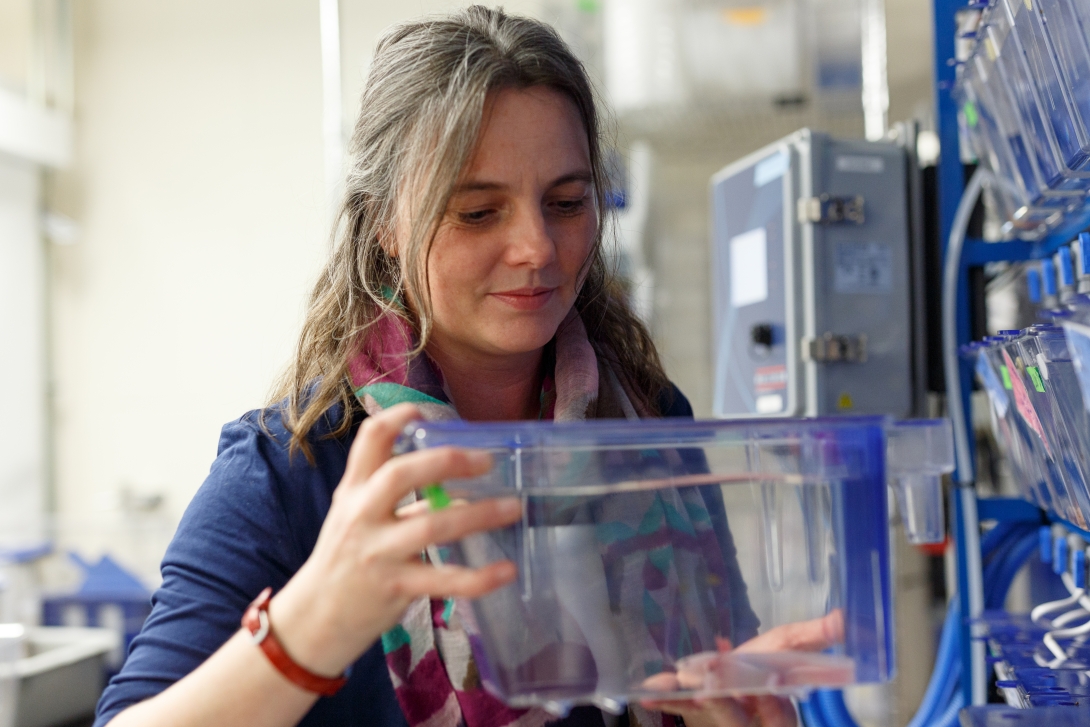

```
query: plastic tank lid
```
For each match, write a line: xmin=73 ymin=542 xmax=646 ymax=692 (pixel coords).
xmin=1042 ymin=258 xmax=1058 ymax=296
xmin=1058 ymin=247 xmax=1076 ymax=287
xmin=1027 ymin=267 xmax=1042 ymax=303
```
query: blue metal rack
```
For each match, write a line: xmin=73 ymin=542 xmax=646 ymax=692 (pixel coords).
xmin=932 ymin=0 xmax=1090 ymax=710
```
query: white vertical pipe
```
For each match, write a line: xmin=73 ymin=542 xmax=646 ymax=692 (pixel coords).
xmin=861 ymin=0 xmax=889 ymax=141
xmin=319 ymin=0 xmax=344 ymax=233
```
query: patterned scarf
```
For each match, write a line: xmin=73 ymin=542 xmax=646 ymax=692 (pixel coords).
xmin=349 ymin=309 xmax=732 ymax=727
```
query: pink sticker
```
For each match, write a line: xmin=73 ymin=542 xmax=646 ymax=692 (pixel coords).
xmin=1003 ymin=349 xmax=1050 ymax=456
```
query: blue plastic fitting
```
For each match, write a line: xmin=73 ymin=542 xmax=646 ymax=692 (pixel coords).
xmin=1080 ymin=233 xmax=1090 ymax=277
xmin=1027 ymin=268 xmax=1042 ymax=303
xmin=1059 ymin=247 xmax=1076 ymax=288
xmin=1041 ymin=526 xmax=1053 ymax=563
xmin=1042 ymin=258 xmax=1058 ymax=297
xmin=1074 ymin=549 xmax=1086 ymax=589
xmin=1054 ymin=536 xmax=1068 ymax=576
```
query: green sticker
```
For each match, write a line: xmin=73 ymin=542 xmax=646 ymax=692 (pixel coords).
xmin=963 ymin=101 xmax=979 ymax=128
xmin=422 ymin=483 xmax=451 ymax=510
xmin=1000 ymin=365 xmax=1013 ymax=390
xmin=1026 ymin=366 xmax=1045 ymax=393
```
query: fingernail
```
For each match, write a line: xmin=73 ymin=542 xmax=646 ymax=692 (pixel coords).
xmin=497 ymin=498 xmax=521 ymax=517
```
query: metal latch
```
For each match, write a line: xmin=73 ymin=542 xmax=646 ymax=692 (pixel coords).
xmin=801 ymin=333 xmax=868 ymax=363
xmin=797 ymin=194 xmax=865 ymax=224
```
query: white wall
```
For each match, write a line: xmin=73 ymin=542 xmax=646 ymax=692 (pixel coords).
xmin=48 ymin=0 xmax=329 ymax=574
xmin=0 ymin=153 xmax=46 ymax=548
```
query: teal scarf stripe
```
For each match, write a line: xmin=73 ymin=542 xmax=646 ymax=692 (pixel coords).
xmin=355 ymin=382 xmax=449 ymax=411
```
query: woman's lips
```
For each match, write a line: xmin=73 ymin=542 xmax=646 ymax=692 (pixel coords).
xmin=490 ymin=287 xmax=556 ymax=311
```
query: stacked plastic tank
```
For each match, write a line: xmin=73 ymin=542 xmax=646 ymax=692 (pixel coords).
xmin=399 ymin=416 xmax=953 ymax=714
xmin=954 ymin=0 xmax=1090 ymax=238
xmin=972 ymin=525 xmax=1090 ymax=712
xmin=970 ymin=233 xmax=1090 ymax=527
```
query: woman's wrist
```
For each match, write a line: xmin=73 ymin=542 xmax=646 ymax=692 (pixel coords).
xmin=264 ymin=566 xmax=369 ymax=678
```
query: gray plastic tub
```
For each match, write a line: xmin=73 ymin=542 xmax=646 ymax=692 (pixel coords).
xmin=16 ymin=627 xmax=117 ymax=727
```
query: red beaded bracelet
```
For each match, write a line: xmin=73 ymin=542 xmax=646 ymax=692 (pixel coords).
xmin=242 ymin=587 xmax=348 ymax=697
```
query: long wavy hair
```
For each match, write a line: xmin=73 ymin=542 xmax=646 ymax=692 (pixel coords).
xmin=272 ymin=5 xmax=669 ymax=459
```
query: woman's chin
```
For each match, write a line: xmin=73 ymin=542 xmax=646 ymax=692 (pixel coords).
xmin=481 ymin=326 xmax=561 ymax=358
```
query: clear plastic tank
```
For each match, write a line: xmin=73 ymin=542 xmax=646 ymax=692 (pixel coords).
xmin=399 ymin=416 xmax=951 ymax=713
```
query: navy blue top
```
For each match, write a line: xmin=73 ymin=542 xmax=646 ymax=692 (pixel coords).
xmin=95 ymin=385 xmax=752 ymax=727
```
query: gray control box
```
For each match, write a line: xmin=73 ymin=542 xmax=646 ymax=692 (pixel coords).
xmin=711 ymin=129 xmax=915 ymax=418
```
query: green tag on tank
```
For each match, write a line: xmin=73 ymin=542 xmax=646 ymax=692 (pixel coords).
xmin=1026 ymin=366 xmax=1045 ymax=393
xmin=963 ymin=101 xmax=979 ymax=128
xmin=1000 ymin=365 xmax=1012 ymax=390
xmin=422 ymin=483 xmax=451 ymax=510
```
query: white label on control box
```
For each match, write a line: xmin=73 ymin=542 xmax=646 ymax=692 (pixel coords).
xmin=834 ymin=241 xmax=892 ymax=294
xmin=755 ymin=394 xmax=784 ymax=413
xmin=730 ymin=227 xmax=768 ymax=307
xmin=835 ymin=155 xmax=885 ymax=174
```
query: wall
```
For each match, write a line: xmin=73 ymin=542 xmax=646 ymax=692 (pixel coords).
xmin=0 ymin=154 xmax=46 ymax=550
xmin=47 ymin=0 xmax=329 ymax=577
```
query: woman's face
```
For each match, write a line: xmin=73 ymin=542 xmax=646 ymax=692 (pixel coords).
xmin=421 ymin=86 xmax=597 ymax=364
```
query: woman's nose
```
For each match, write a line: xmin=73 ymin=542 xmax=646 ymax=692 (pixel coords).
xmin=504 ymin=206 xmax=557 ymax=269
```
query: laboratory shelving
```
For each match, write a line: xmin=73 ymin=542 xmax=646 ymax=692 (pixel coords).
xmin=931 ymin=0 xmax=1090 ymax=714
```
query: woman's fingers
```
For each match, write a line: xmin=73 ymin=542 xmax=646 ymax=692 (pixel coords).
xmin=639 ymin=673 xmax=681 ymax=692
xmin=736 ymin=610 xmax=844 ymax=654
xmin=696 ymin=697 xmax=754 ymax=726
xmin=751 ymin=696 xmax=798 ymax=727
xmin=389 ymin=497 xmax=521 ymax=557
xmin=367 ymin=445 xmax=493 ymax=515
xmin=343 ymin=404 xmax=422 ymax=485
xmin=396 ymin=560 xmax=517 ymax=600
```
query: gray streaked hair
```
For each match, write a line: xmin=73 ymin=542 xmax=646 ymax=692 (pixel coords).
xmin=274 ymin=5 xmax=669 ymax=457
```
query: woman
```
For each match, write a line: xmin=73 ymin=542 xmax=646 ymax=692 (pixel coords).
xmin=96 ymin=7 xmax=829 ymax=727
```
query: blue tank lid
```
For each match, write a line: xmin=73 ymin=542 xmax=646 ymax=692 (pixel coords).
xmin=1055 ymin=537 xmax=1069 ymax=576
xmin=1042 ymin=258 xmax=1058 ymax=297
xmin=1080 ymin=232 xmax=1090 ymax=276
xmin=1058 ymin=247 xmax=1075 ymax=287
xmin=1027 ymin=267 xmax=1042 ymax=303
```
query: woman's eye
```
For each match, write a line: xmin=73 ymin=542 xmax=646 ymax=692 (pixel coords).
xmin=457 ymin=209 xmax=494 ymax=225
xmin=551 ymin=198 xmax=587 ymax=216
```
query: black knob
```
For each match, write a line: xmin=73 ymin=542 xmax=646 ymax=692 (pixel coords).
xmin=751 ymin=324 xmax=774 ymax=348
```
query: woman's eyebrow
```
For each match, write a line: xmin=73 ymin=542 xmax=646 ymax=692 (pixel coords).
xmin=548 ymin=171 xmax=593 ymax=187
xmin=451 ymin=170 xmax=594 ymax=194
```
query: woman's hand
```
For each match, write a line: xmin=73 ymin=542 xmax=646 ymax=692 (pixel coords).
xmin=266 ymin=403 xmax=522 ymax=678
xmin=641 ymin=611 xmax=845 ymax=727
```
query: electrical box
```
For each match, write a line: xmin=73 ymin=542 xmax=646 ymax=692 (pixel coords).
xmin=711 ymin=129 xmax=916 ymax=418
